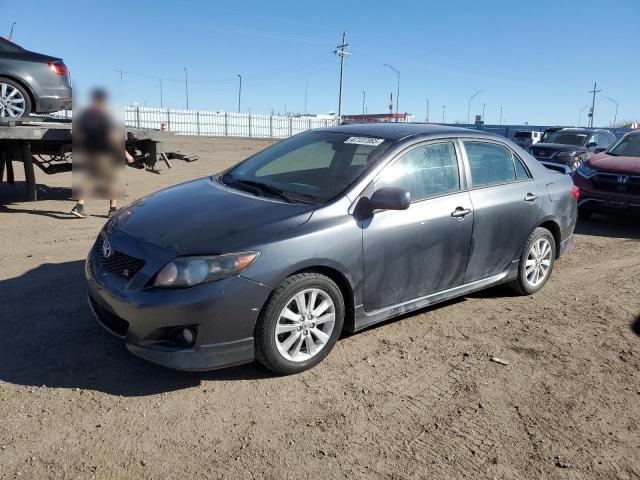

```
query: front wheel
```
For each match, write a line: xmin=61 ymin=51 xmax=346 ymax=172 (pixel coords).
xmin=254 ymin=273 xmax=344 ymax=374
xmin=509 ymin=227 xmax=556 ymax=295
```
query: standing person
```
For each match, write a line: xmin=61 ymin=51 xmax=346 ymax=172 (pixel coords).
xmin=71 ymin=88 xmax=133 ymax=218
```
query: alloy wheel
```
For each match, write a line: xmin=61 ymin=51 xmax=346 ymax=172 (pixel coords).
xmin=0 ymin=83 xmax=27 ymax=117
xmin=274 ymin=288 xmax=336 ymax=362
xmin=525 ymin=238 xmax=552 ymax=287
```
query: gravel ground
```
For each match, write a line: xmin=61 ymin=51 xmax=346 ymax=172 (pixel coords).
xmin=1 ymin=135 xmax=639 ymax=480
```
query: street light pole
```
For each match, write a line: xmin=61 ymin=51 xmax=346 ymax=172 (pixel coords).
xmin=467 ymin=90 xmax=483 ymax=125
xmin=9 ymin=22 xmax=16 ymax=39
xmin=184 ymin=67 xmax=189 ymax=110
xmin=605 ymin=96 xmax=619 ymax=127
xmin=361 ymin=90 xmax=366 ymax=115
xmin=159 ymin=78 xmax=163 ymax=108
xmin=237 ymin=74 xmax=242 ymax=113
xmin=383 ymin=64 xmax=400 ymax=116
xmin=442 ymin=105 xmax=446 ymax=124
xmin=499 ymin=106 xmax=503 ymax=126
xmin=426 ymin=98 xmax=429 ymax=123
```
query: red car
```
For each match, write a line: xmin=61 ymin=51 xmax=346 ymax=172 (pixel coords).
xmin=572 ymin=130 xmax=640 ymax=219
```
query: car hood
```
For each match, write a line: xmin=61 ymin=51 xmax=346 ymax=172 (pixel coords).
xmin=588 ymin=152 xmax=640 ymax=175
xmin=531 ymin=143 xmax=587 ymax=153
xmin=112 ymin=176 xmax=315 ymax=255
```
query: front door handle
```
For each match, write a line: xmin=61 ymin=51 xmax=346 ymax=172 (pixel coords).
xmin=525 ymin=193 xmax=540 ymax=202
xmin=451 ymin=207 xmax=472 ymax=218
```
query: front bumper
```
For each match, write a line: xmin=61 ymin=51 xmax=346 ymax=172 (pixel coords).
xmin=573 ymin=175 xmax=640 ymax=215
xmin=85 ymin=231 xmax=272 ymax=371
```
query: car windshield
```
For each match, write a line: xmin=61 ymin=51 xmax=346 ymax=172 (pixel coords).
xmin=223 ymin=131 xmax=394 ymax=204
xmin=541 ymin=131 xmax=588 ymax=146
xmin=607 ymin=135 xmax=640 ymax=158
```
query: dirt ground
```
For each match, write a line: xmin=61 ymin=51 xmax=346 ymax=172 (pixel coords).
xmin=1 ymin=135 xmax=639 ymax=480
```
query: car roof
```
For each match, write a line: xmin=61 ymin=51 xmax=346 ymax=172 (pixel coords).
xmin=317 ymin=122 xmax=498 ymax=142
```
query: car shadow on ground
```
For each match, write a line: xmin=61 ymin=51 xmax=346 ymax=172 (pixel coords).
xmin=0 ymin=260 xmax=275 ymax=397
xmin=632 ymin=315 xmax=640 ymax=337
xmin=575 ymin=214 xmax=640 ymax=240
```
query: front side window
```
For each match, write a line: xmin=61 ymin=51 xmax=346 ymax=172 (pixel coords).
xmin=464 ymin=141 xmax=517 ymax=187
xmin=374 ymin=142 xmax=460 ymax=202
xmin=227 ymin=131 xmax=393 ymax=203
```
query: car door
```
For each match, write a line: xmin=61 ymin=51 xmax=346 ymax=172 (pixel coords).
xmin=461 ymin=139 xmax=542 ymax=283
xmin=362 ymin=140 xmax=473 ymax=312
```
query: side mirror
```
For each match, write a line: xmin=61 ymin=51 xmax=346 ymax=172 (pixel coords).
xmin=593 ymin=147 xmax=607 ymax=154
xmin=369 ymin=187 xmax=411 ymax=211
xmin=586 ymin=141 xmax=598 ymax=149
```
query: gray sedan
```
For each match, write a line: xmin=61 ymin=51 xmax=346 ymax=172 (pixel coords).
xmin=0 ymin=38 xmax=72 ymax=117
xmin=86 ymin=124 xmax=578 ymax=374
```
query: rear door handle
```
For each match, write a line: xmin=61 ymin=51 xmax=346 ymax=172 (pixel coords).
xmin=525 ymin=193 xmax=540 ymax=202
xmin=451 ymin=207 xmax=472 ymax=218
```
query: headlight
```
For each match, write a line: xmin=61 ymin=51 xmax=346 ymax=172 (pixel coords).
xmin=576 ymin=163 xmax=597 ymax=179
xmin=153 ymin=251 xmax=260 ymax=288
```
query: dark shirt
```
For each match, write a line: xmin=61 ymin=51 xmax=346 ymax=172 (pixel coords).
xmin=75 ymin=106 xmax=116 ymax=153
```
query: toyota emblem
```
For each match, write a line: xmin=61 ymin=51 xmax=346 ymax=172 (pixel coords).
xmin=102 ymin=240 xmax=113 ymax=258
xmin=617 ymin=175 xmax=630 ymax=184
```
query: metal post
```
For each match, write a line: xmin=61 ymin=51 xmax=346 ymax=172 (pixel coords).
xmin=237 ymin=74 xmax=242 ymax=113
xmin=196 ymin=110 xmax=201 ymax=136
xmin=426 ymin=98 xmax=429 ymax=123
xmin=159 ymin=78 xmax=163 ymax=108
xmin=442 ymin=105 xmax=446 ymax=124
xmin=269 ymin=115 xmax=273 ymax=138
xmin=289 ymin=117 xmax=293 ymax=137
xmin=248 ymin=114 xmax=252 ymax=138
xmin=136 ymin=105 xmax=140 ymax=128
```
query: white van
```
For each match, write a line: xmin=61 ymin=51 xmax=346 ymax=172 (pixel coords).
xmin=512 ymin=130 xmax=542 ymax=148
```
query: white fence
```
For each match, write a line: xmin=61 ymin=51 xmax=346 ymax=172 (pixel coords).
xmin=123 ymin=106 xmax=338 ymax=139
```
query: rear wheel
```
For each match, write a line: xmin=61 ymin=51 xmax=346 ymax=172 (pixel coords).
xmin=254 ymin=273 xmax=344 ymax=375
xmin=509 ymin=227 xmax=556 ymax=295
xmin=0 ymin=77 xmax=31 ymax=118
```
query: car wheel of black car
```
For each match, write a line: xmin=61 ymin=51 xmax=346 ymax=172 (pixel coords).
xmin=578 ymin=207 xmax=593 ymax=220
xmin=254 ymin=272 xmax=344 ymax=375
xmin=0 ymin=77 xmax=32 ymax=118
xmin=510 ymin=227 xmax=556 ymax=296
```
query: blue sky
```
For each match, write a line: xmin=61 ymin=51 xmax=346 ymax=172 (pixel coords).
xmin=3 ymin=0 xmax=639 ymax=125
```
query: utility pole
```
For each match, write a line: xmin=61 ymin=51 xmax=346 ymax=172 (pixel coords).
xmin=116 ymin=68 xmax=127 ymax=81
xmin=361 ymin=90 xmax=366 ymax=115
xmin=605 ymin=96 xmax=619 ymax=127
xmin=304 ymin=80 xmax=308 ymax=115
xmin=389 ymin=93 xmax=394 ymax=115
xmin=588 ymin=82 xmax=601 ymax=128
xmin=426 ymin=98 xmax=429 ymax=123
xmin=482 ymin=103 xmax=486 ymax=122
xmin=334 ymin=32 xmax=350 ymax=119
xmin=159 ymin=78 xmax=163 ymax=108
xmin=9 ymin=22 xmax=16 ymax=39
xmin=467 ymin=90 xmax=483 ymax=125
xmin=499 ymin=106 xmax=503 ymax=126
xmin=383 ymin=64 xmax=400 ymax=115
xmin=442 ymin=105 xmax=446 ymax=124
xmin=237 ymin=74 xmax=242 ymax=113
xmin=184 ymin=67 xmax=189 ymax=110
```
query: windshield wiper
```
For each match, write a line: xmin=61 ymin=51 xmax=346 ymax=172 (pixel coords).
xmin=221 ymin=173 xmax=297 ymax=203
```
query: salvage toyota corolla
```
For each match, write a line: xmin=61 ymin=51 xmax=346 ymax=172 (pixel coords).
xmin=86 ymin=124 xmax=578 ymax=374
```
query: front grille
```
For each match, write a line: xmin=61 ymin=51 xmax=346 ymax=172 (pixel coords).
xmin=591 ymin=173 xmax=640 ymax=195
xmin=95 ymin=236 xmax=146 ymax=280
xmin=89 ymin=295 xmax=129 ymax=337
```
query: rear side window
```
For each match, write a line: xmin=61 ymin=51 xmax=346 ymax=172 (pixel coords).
xmin=375 ymin=141 xmax=460 ymax=202
xmin=464 ymin=141 xmax=517 ymax=187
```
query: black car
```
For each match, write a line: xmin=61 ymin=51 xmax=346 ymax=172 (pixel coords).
xmin=0 ymin=38 xmax=72 ymax=117
xmin=530 ymin=128 xmax=617 ymax=173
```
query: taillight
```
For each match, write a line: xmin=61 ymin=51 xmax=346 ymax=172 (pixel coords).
xmin=48 ymin=62 xmax=68 ymax=76
xmin=572 ymin=185 xmax=580 ymax=201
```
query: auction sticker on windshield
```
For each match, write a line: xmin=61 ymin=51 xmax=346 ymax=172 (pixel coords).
xmin=344 ymin=136 xmax=385 ymax=146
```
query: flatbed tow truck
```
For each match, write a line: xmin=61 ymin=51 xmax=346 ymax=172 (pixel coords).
xmin=0 ymin=116 xmax=190 ymax=201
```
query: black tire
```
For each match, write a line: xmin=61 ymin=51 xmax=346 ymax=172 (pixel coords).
xmin=509 ymin=227 xmax=556 ymax=296
xmin=0 ymin=77 xmax=32 ymax=117
xmin=254 ymin=272 xmax=345 ymax=375
xmin=578 ymin=207 xmax=593 ymax=220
